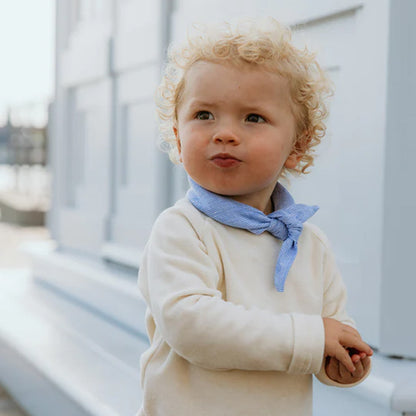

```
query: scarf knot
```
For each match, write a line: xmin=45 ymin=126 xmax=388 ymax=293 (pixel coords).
xmin=265 ymin=218 xmax=289 ymax=240
xmin=186 ymin=178 xmax=318 ymax=292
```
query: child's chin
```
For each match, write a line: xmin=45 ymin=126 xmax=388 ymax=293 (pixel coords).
xmin=189 ymin=175 xmax=253 ymax=197
xmin=202 ymin=184 xmax=241 ymax=197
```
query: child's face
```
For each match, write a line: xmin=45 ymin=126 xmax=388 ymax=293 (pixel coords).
xmin=174 ymin=61 xmax=300 ymax=208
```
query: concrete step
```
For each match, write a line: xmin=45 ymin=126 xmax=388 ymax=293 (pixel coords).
xmin=24 ymin=242 xmax=146 ymax=338
xmin=0 ymin=269 xmax=148 ymax=416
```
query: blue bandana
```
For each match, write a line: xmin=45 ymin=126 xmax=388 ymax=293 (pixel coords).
xmin=186 ymin=178 xmax=319 ymax=292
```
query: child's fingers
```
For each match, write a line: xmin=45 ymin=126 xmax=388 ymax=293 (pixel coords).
xmin=342 ymin=336 xmax=373 ymax=356
xmin=339 ymin=359 xmax=362 ymax=381
xmin=325 ymin=357 xmax=340 ymax=381
xmin=339 ymin=360 xmax=352 ymax=380
xmin=361 ymin=356 xmax=371 ymax=371
xmin=335 ymin=345 xmax=356 ymax=372
xmin=340 ymin=325 xmax=374 ymax=357
xmin=347 ymin=347 xmax=366 ymax=358
xmin=352 ymin=358 xmax=364 ymax=378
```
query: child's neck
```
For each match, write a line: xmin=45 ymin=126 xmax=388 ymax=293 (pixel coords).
xmin=230 ymin=195 xmax=274 ymax=215
xmin=264 ymin=198 xmax=274 ymax=215
xmin=228 ymin=181 xmax=277 ymax=214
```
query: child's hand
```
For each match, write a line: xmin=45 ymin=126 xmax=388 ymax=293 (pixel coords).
xmin=322 ymin=317 xmax=373 ymax=373
xmin=325 ymin=355 xmax=371 ymax=384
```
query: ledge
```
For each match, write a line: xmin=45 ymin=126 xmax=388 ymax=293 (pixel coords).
xmin=22 ymin=243 xmax=147 ymax=337
xmin=0 ymin=269 xmax=147 ymax=416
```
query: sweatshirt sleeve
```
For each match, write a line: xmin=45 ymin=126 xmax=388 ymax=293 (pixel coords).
xmin=138 ymin=207 xmax=324 ymax=374
xmin=314 ymin=237 xmax=371 ymax=387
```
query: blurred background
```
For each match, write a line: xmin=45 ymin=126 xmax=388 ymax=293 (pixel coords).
xmin=0 ymin=0 xmax=52 ymax=225
xmin=0 ymin=2 xmax=54 ymax=414
xmin=0 ymin=1 xmax=415 ymax=416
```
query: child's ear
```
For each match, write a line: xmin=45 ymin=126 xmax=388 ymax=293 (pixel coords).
xmin=284 ymin=152 xmax=302 ymax=169
xmin=173 ymin=126 xmax=182 ymax=162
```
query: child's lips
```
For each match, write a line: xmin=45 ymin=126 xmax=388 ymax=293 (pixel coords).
xmin=210 ymin=153 xmax=241 ymax=168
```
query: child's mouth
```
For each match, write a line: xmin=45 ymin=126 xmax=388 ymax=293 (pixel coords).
xmin=210 ymin=153 xmax=241 ymax=168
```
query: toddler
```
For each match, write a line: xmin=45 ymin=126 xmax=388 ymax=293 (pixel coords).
xmin=137 ymin=18 xmax=372 ymax=416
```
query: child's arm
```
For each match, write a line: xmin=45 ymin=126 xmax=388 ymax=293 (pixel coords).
xmin=312 ymin=229 xmax=372 ymax=386
xmin=139 ymin=208 xmax=325 ymax=374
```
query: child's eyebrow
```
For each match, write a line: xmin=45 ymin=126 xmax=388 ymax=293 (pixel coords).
xmin=188 ymin=100 xmax=269 ymax=112
xmin=187 ymin=99 xmax=220 ymax=109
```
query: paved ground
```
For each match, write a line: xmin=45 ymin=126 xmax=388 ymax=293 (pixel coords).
xmin=0 ymin=223 xmax=49 ymax=269
xmin=0 ymin=221 xmax=50 ymax=416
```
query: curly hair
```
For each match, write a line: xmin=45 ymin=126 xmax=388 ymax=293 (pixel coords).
xmin=156 ymin=17 xmax=333 ymax=175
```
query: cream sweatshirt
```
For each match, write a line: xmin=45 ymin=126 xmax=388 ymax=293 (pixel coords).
xmin=137 ymin=198 xmax=366 ymax=416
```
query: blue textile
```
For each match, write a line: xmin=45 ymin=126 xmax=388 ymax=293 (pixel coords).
xmin=186 ymin=178 xmax=319 ymax=292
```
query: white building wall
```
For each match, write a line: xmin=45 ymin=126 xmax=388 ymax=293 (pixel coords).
xmin=289 ymin=1 xmax=390 ymax=352
xmin=52 ymin=0 xmax=165 ymax=265
xmin=380 ymin=0 xmax=416 ymax=359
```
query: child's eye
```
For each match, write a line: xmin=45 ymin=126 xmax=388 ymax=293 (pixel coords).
xmin=195 ymin=111 xmax=214 ymax=120
xmin=246 ymin=113 xmax=266 ymax=123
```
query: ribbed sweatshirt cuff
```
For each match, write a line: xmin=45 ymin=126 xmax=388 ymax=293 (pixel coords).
xmin=287 ymin=314 xmax=325 ymax=374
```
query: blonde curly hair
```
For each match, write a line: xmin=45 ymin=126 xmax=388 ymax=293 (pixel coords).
xmin=156 ymin=17 xmax=332 ymax=175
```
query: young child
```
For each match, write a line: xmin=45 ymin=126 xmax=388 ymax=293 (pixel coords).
xmin=137 ymin=18 xmax=372 ymax=416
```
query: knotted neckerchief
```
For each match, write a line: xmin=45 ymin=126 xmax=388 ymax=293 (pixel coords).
xmin=186 ymin=178 xmax=319 ymax=292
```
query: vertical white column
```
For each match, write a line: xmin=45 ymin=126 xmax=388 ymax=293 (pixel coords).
xmin=156 ymin=0 xmax=179 ymax=209
xmin=47 ymin=0 xmax=70 ymax=244
xmin=380 ymin=0 xmax=416 ymax=358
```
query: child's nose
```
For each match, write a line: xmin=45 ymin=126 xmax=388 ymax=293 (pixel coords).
xmin=212 ymin=129 xmax=241 ymax=145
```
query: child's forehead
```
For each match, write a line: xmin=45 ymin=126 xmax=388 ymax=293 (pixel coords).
xmin=175 ymin=60 xmax=296 ymax=118
xmin=182 ymin=60 xmax=291 ymax=98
